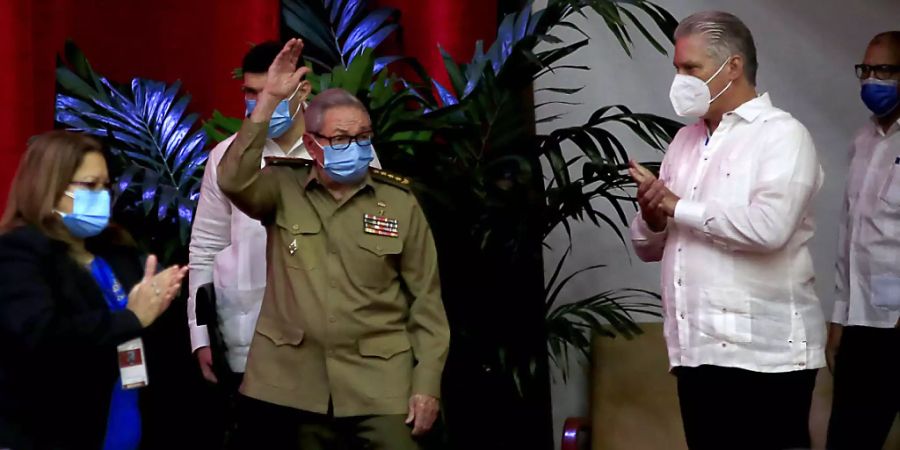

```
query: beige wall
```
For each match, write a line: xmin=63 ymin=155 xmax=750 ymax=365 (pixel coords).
xmin=589 ymin=324 xmax=900 ymax=450
xmin=535 ymin=1 xmax=900 ymax=445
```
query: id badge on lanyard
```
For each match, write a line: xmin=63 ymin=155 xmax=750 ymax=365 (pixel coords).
xmin=117 ymin=337 xmax=149 ymax=389
xmin=91 ymin=257 xmax=151 ymax=389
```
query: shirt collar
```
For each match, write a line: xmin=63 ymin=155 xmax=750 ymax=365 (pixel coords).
xmin=870 ymin=115 xmax=900 ymax=137
xmin=265 ymin=137 xmax=308 ymax=158
xmin=287 ymin=139 xmax=307 ymax=156
xmin=730 ymin=92 xmax=772 ymax=123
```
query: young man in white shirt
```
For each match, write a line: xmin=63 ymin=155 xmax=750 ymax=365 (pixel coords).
xmin=629 ymin=11 xmax=826 ymax=450
xmin=826 ymin=31 xmax=900 ymax=450
xmin=189 ymin=42 xmax=311 ymax=389
xmin=188 ymin=43 xmax=381 ymax=387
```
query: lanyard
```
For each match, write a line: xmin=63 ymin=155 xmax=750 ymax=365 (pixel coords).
xmin=90 ymin=257 xmax=128 ymax=311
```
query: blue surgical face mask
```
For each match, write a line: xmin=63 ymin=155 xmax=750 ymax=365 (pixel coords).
xmin=313 ymin=139 xmax=375 ymax=185
xmin=55 ymin=189 xmax=111 ymax=238
xmin=861 ymin=78 xmax=900 ymax=117
xmin=244 ymin=83 xmax=304 ymax=139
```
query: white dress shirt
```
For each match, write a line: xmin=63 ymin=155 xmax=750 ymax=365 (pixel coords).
xmin=188 ymin=131 xmax=381 ymax=373
xmin=832 ymin=117 xmax=900 ymax=328
xmin=631 ymin=93 xmax=827 ymax=373
xmin=188 ymin=134 xmax=307 ymax=372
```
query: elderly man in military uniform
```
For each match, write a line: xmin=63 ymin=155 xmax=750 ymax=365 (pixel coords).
xmin=217 ymin=38 xmax=450 ymax=450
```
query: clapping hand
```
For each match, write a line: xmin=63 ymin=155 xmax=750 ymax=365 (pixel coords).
xmin=127 ymin=255 xmax=188 ymax=327
xmin=629 ymin=160 xmax=678 ymax=231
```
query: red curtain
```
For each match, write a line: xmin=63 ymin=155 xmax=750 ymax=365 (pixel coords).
xmin=374 ymin=0 xmax=497 ymax=91
xmin=0 ymin=0 xmax=281 ymax=209
xmin=0 ymin=0 xmax=498 ymax=209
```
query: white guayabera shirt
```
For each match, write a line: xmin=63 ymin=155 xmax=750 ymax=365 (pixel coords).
xmin=631 ymin=93 xmax=827 ymax=373
xmin=833 ymin=117 xmax=900 ymax=328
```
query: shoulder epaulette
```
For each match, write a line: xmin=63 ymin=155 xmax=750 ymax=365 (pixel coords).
xmin=264 ymin=157 xmax=314 ymax=167
xmin=370 ymin=168 xmax=412 ymax=190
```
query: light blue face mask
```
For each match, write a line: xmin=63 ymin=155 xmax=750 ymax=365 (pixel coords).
xmin=55 ymin=189 xmax=111 ymax=238
xmin=314 ymin=139 xmax=375 ymax=184
xmin=244 ymin=83 xmax=303 ymax=139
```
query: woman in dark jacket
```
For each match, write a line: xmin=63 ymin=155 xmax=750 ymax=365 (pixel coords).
xmin=0 ymin=131 xmax=187 ymax=450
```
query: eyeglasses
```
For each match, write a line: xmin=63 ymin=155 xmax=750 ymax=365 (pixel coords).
xmin=311 ymin=132 xmax=374 ymax=151
xmin=855 ymin=64 xmax=900 ymax=80
xmin=69 ymin=180 xmax=112 ymax=192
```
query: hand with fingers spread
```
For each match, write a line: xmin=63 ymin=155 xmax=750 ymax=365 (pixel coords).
xmin=629 ymin=160 xmax=680 ymax=231
xmin=405 ymin=394 xmax=439 ymax=437
xmin=249 ymin=38 xmax=312 ymax=123
xmin=126 ymin=255 xmax=189 ymax=328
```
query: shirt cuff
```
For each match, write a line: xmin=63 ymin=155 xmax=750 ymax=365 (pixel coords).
xmin=412 ymin=365 xmax=443 ymax=399
xmin=189 ymin=323 xmax=211 ymax=353
xmin=673 ymin=199 xmax=707 ymax=230
xmin=631 ymin=215 xmax=667 ymax=241
xmin=831 ymin=299 xmax=849 ymax=325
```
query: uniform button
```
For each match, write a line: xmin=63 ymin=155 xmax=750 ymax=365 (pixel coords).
xmin=679 ymin=313 xmax=685 ymax=320
xmin=721 ymin=308 xmax=727 ymax=313
xmin=329 ymin=316 xmax=336 ymax=323
xmin=678 ymin=248 xmax=683 ymax=252
xmin=292 ymin=224 xmax=299 ymax=231
xmin=788 ymin=340 xmax=793 ymax=344
xmin=375 ymin=245 xmax=382 ymax=252
xmin=799 ymin=362 xmax=806 ymax=367
xmin=330 ymin=280 xmax=338 ymax=288
xmin=677 ymin=279 xmax=683 ymax=286
xmin=721 ymin=343 xmax=727 ymax=348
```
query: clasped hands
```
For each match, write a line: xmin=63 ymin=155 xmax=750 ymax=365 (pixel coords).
xmin=628 ymin=160 xmax=679 ymax=233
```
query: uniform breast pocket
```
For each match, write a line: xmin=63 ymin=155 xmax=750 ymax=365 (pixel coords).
xmin=879 ymin=163 xmax=900 ymax=206
xmin=698 ymin=288 xmax=753 ymax=344
xmin=275 ymin=214 xmax=321 ymax=269
xmin=353 ymin=235 xmax=402 ymax=288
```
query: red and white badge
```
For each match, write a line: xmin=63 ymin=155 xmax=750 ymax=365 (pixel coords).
xmin=117 ymin=338 xmax=148 ymax=389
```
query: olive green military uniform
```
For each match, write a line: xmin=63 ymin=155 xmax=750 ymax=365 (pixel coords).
xmin=217 ymin=119 xmax=450 ymax=449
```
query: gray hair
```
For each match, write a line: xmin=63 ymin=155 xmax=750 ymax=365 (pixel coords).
xmin=304 ymin=88 xmax=369 ymax=133
xmin=675 ymin=11 xmax=758 ymax=85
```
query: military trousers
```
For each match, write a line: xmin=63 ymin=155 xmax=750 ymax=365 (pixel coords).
xmin=233 ymin=395 xmax=420 ymax=450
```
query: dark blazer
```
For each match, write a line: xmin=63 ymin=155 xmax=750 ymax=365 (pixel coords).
xmin=0 ymin=225 xmax=148 ymax=450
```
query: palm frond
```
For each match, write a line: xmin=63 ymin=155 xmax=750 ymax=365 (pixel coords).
xmin=55 ymin=41 xmax=208 ymax=261
xmin=544 ymin=250 xmax=662 ymax=373
xmin=202 ymin=110 xmax=243 ymax=143
xmin=282 ymin=0 xmax=400 ymax=71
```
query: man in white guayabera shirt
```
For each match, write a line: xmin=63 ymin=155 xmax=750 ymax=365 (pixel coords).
xmin=628 ymin=11 xmax=826 ymax=450
xmin=187 ymin=42 xmax=380 ymax=397
xmin=826 ymin=31 xmax=900 ymax=450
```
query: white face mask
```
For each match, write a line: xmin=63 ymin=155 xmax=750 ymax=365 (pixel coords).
xmin=669 ymin=57 xmax=734 ymax=118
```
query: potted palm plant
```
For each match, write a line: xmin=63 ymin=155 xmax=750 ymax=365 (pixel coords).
xmin=56 ymin=0 xmax=681 ymax=447
xmin=274 ymin=1 xmax=681 ymax=447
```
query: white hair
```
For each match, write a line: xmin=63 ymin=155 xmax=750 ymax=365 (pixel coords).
xmin=674 ymin=11 xmax=759 ymax=85
xmin=304 ymin=88 xmax=369 ymax=133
